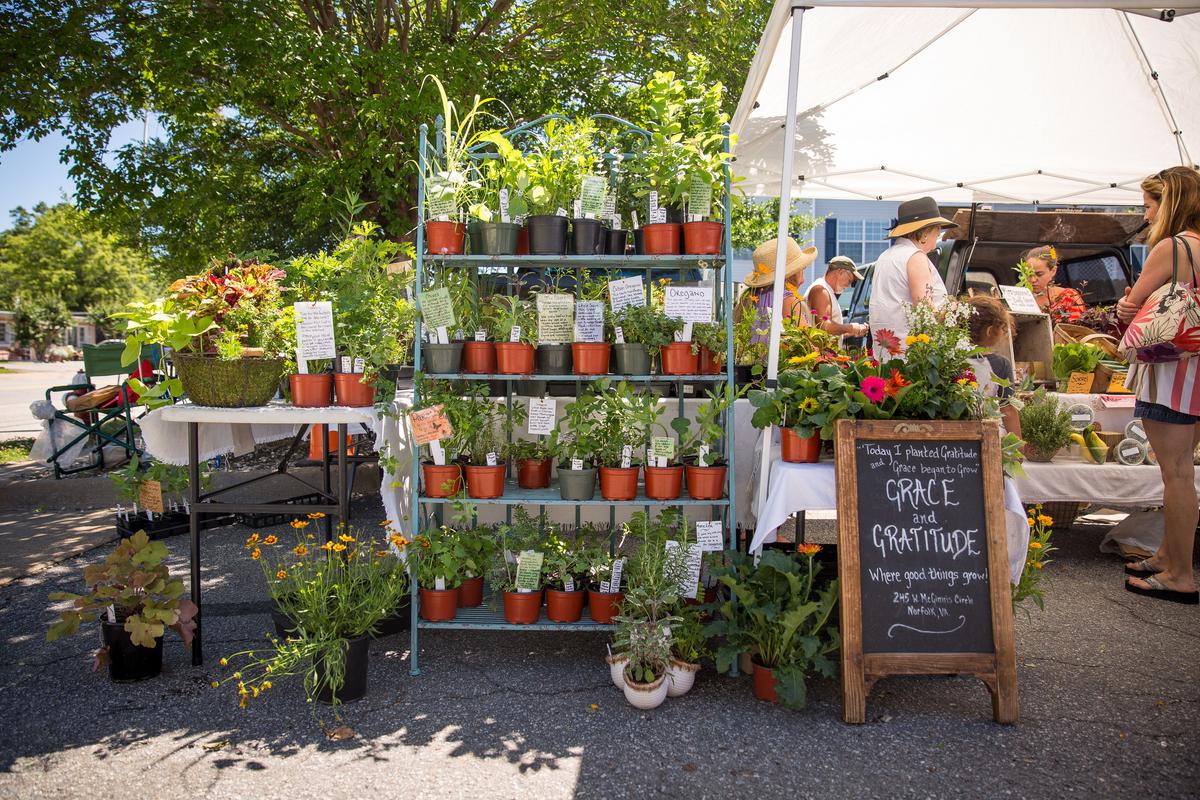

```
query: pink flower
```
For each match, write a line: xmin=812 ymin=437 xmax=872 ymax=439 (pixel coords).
xmin=875 ymin=329 xmax=901 ymax=356
xmin=860 ymin=376 xmax=886 ymax=403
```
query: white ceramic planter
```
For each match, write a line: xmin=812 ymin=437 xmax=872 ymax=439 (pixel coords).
xmin=666 ymin=659 xmax=699 ymax=697
xmin=607 ymin=653 xmax=629 ymax=689
xmin=623 ymin=674 xmax=668 ymax=710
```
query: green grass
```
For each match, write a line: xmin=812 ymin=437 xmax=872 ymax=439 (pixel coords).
xmin=0 ymin=366 xmax=15 ymax=374
xmin=0 ymin=438 xmax=34 ymax=463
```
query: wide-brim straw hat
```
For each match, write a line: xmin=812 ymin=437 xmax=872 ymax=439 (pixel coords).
xmin=745 ymin=238 xmax=818 ymax=288
xmin=887 ymin=196 xmax=958 ymax=238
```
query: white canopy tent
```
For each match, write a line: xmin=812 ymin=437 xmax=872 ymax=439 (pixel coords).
xmin=733 ymin=1 xmax=1200 ymax=542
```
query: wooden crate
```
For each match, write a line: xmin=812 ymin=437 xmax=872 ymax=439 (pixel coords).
xmin=999 ymin=311 xmax=1053 ymax=382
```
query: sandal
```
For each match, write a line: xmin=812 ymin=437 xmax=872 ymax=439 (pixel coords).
xmin=1125 ymin=575 xmax=1199 ymax=605
xmin=1124 ymin=559 xmax=1161 ymax=577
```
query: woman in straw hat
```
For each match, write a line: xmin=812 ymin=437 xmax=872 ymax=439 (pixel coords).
xmin=737 ymin=238 xmax=818 ymax=343
xmin=868 ymin=196 xmax=957 ymax=355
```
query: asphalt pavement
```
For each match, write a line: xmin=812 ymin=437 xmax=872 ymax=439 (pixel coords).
xmin=0 ymin=361 xmax=86 ymax=441
xmin=0 ymin=498 xmax=1196 ymax=800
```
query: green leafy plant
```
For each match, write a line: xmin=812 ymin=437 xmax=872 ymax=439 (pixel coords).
xmin=611 ymin=304 xmax=682 ymax=356
xmin=1018 ymin=388 xmax=1073 ymax=458
xmin=47 ymin=530 xmax=197 ymax=665
xmin=470 ymin=130 xmax=531 ymax=222
xmin=109 ymin=455 xmax=205 ymax=509
xmin=670 ymin=603 xmax=710 ymax=664
xmin=1013 ymin=506 xmax=1056 ymax=615
xmin=421 ymin=76 xmax=493 ymax=218
xmin=505 ymin=437 xmax=552 ymax=463
xmin=675 ymin=384 xmax=742 ymax=465
xmin=550 ymin=388 xmax=604 ymax=468
xmin=690 ymin=321 xmax=726 ymax=357
xmin=486 ymin=295 xmax=538 ymax=346
xmin=706 ymin=547 xmax=839 ymax=709
xmin=456 ymin=391 xmax=524 ymax=466
xmin=489 ymin=508 xmax=546 ymax=593
xmin=589 ymin=379 xmax=657 ymax=467
xmin=524 ymin=118 xmax=600 ymax=217
xmin=412 ymin=525 xmax=465 ymax=590
xmin=1051 ymin=343 xmax=1104 ymax=382
xmin=543 ymin=528 xmax=590 ymax=591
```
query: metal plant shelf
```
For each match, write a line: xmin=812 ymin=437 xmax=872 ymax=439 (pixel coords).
xmin=421 ymin=372 xmax=728 ymax=382
xmin=426 ymin=254 xmax=724 ymax=269
xmin=419 ymin=484 xmax=730 ymax=506
xmin=419 ymin=595 xmax=614 ymax=632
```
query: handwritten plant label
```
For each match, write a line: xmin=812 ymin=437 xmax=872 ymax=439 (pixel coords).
xmin=139 ymin=479 xmax=165 ymax=514
xmin=609 ymin=558 xmax=625 ymax=592
xmin=686 ymin=175 xmax=712 ymax=218
xmin=600 ymin=579 xmax=611 ymax=593
xmin=353 ymin=357 xmax=365 ymax=373
xmin=998 ymin=285 xmax=1041 ymax=315
xmin=427 ymin=191 xmax=455 ymax=220
xmin=564 ymin=577 xmax=575 ymax=592
xmin=429 ymin=440 xmax=446 ymax=465
xmin=854 ymin=439 xmax=994 ymax=654
xmin=651 ymin=437 xmax=675 ymax=462
xmin=609 ymin=276 xmax=646 ymax=312
xmin=570 ymin=458 xmax=584 ymax=471
xmin=603 ymin=192 xmax=616 ymax=219
xmin=410 ymin=404 xmax=453 ymax=446
xmin=527 ymin=396 xmax=556 ymax=436
xmin=499 ymin=188 xmax=510 ymax=222
xmin=339 ymin=356 xmax=353 ymax=373
xmin=1108 ymin=371 xmax=1131 ymax=393
xmin=574 ymin=198 xmax=583 ymax=218
xmin=556 ymin=207 xmax=568 ymax=217
xmin=698 ymin=444 xmax=711 ymax=465
xmin=1066 ymin=371 xmax=1094 ymax=394
xmin=475 ymin=330 xmax=487 ymax=342
xmin=614 ymin=327 xmax=625 ymax=344
xmin=486 ymin=452 xmax=498 ymax=466
xmin=664 ymin=286 xmax=713 ymax=323
xmin=295 ymin=350 xmax=308 ymax=374
xmin=574 ymin=300 xmax=605 ymax=343
xmin=537 ymin=293 xmax=575 ymax=343
xmin=682 ymin=544 xmax=703 ymax=599
xmin=621 ymin=444 xmax=632 ymax=469
xmin=509 ymin=325 xmax=522 ymax=343
xmin=696 ymin=520 xmax=723 ymax=552
xmin=581 ymin=175 xmax=607 ymax=217
xmin=515 ymin=550 xmax=545 ymax=592
xmin=435 ymin=576 xmax=446 ymax=591
xmin=419 ymin=287 xmax=456 ymax=331
xmin=295 ymin=301 xmax=336 ymax=361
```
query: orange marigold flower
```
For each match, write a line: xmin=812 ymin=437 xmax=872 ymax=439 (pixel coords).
xmin=321 ymin=541 xmax=334 ymax=551
xmin=797 ymin=543 xmax=822 ymax=555
xmin=263 ymin=535 xmax=278 ymax=546
xmin=244 ymin=533 xmax=260 ymax=547
xmin=251 ymin=547 xmax=262 ymax=560
xmin=1028 ymin=541 xmax=1043 ymax=550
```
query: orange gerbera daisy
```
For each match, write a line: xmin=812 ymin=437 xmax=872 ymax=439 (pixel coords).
xmin=797 ymin=543 xmax=822 ymax=555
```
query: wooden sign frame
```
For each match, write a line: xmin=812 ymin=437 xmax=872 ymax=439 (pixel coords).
xmin=834 ymin=418 xmax=1018 ymax=725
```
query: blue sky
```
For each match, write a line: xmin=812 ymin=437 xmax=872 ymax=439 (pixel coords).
xmin=0 ymin=117 xmax=158 ymax=230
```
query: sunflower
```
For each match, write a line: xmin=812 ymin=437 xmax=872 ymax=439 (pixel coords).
xmin=798 ymin=397 xmax=819 ymax=413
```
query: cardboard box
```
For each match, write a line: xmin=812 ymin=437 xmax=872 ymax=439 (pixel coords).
xmin=999 ymin=311 xmax=1053 ymax=384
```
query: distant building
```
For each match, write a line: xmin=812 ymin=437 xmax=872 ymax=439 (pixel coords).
xmin=0 ymin=311 xmax=97 ymax=360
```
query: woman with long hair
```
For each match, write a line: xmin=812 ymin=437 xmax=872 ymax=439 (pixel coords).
xmin=1022 ymin=245 xmax=1088 ymax=324
xmin=1116 ymin=166 xmax=1200 ymax=605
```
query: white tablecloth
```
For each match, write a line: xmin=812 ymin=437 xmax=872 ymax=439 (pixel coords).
xmin=1012 ymin=461 xmax=1186 ymax=506
xmin=750 ymin=461 xmax=1029 ymax=584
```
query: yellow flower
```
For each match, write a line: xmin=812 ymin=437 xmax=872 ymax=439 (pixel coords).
xmin=261 ymin=680 xmax=272 ymax=690
xmin=1027 ymin=517 xmax=1035 ymax=528
xmin=380 ymin=519 xmax=394 ymax=527
xmin=293 ymin=544 xmax=308 ymax=557
xmin=210 ymin=681 xmax=219 ymax=688
xmin=375 ymin=549 xmax=389 ymax=557
xmin=918 ymin=334 xmax=931 ymax=344
xmin=275 ymin=569 xmax=287 ymax=579
xmin=1028 ymin=542 xmax=1043 ymax=550
xmin=338 ymin=533 xmax=355 ymax=543
xmin=290 ymin=519 xmax=309 ymax=529
xmin=321 ymin=541 xmax=334 ymax=551
xmin=219 ymin=657 xmax=228 ymax=667
xmin=263 ymin=535 xmax=278 ymax=546
xmin=1033 ymin=562 xmax=1044 ymax=570
xmin=799 ymin=397 xmax=819 ymax=413
xmin=1038 ymin=514 xmax=1053 ymax=527
xmin=307 ymin=512 xmax=326 ymax=520
xmin=244 ymin=533 xmax=260 ymax=547
xmin=332 ymin=542 xmax=347 ymax=552
xmin=969 ymin=380 xmax=979 ymax=388
xmin=251 ymin=547 xmax=262 ymax=560
xmin=906 ymin=335 xmax=919 ymax=346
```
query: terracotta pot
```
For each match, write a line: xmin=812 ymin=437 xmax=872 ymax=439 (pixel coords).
xmin=685 ymin=464 xmax=727 ymax=500
xmin=502 ymin=590 xmax=543 ymax=624
xmin=421 ymin=462 xmax=463 ymax=497
xmin=333 ymin=373 xmax=376 ymax=407
xmin=425 ymin=220 xmax=466 ymax=255
xmin=546 ymin=588 xmax=585 ymax=623
xmin=462 ymin=340 xmax=497 ymax=374
xmin=751 ymin=658 xmax=779 ymax=704
xmin=644 ymin=465 xmax=683 ymax=500
xmin=517 ymin=457 xmax=552 ymax=489
xmin=667 ymin=658 xmax=700 ymax=697
xmin=419 ymin=587 xmax=460 ymax=622
xmin=588 ymin=590 xmax=623 ymax=623
xmin=599 ymin=466 xmax=639 ymax=501
xmin=623 ymin=672 xmax=668 ymax=710
xmin=494 ymin=342 xmax=535 ymax=375
xmin=464 ymin=464 xmax=506 ymax=499
xmin=698 ymin=346 xmax=723 ymax=375
xmin=289 ymin=373 xmax=333 ymax=407
xmin=781 ymin=428 xmax=821 ymax=463
xmin=309 ymin=425 xmax=353 ymax=461
xmin=572 ymin=342 xmax=611 ymax=375
xmin=660 ymin=342 xmax=699 ymax=375
xmin=642 ymin=223 xmax=681 ymax=255
xmin=458 ymin=575 xmax=484 ymax=608
xmin=682 ymin=221 xmax=724 ymax=255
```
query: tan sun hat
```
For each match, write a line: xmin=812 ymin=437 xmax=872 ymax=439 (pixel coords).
xmin=745 ymin=238 xmax=818 ymax=288
xmin=887 ymin=196 xmax=958 ymax=238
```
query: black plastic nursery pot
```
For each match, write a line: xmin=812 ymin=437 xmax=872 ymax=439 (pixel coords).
xmin=423 ymin=342 xmax=463 ymax=374
xmin=526 ymin=215 xmax=569 ymax=255
xmin=614 ymin=343 xmax=652 ymax=375
xmin=632 ymin=227 xmax=644 ymax=255
xmin=101 ymin=619 xmax=163 ymax=682
xmin=571 ymin=218 xmax=606 ymax=255
xmin=314 ymin=634 xmax=370 ymax=704
xmin=558 ymin=467 xmax=597 ymax=501
xmin=607 ymin=229 xmax=629 ymax=256
xmin=471 ymin=221 xmax=520 ymax=255
xmin=515 ymin=379 xmax=549 ymax=397
xmin=537 ymin=343 xmax=573 ymax=375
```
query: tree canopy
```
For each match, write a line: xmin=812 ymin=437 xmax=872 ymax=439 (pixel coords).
xmin=0 ymin=203 xmax=154 ymax=313
xmin=2 ymin=0 xmax=770 ymax=277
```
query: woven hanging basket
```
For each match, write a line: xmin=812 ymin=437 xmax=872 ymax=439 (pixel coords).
xmin=174 ymin=354 xmax=286 ymax=408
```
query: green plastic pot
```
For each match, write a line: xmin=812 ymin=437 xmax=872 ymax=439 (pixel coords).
xmin=423 ymin=342 xmax=463 ymax=374
xmin=613 ymin=343 xmax=651 ymax=375
xmin=470 ymin=221 xmax=520 ymax=255
xmin=537 ymin=343 xmax=573 ymax=375
xmin=558 ymin=467 xmax=597 ymax=501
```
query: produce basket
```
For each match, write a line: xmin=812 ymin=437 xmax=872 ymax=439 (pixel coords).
xmin=1039 ymin=501 xmax=1088 ymax=529
xmin=174 ymin=354 xmax=286 ymax=408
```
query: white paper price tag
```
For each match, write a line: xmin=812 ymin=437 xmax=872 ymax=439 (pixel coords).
xmin=573 ymin=198 xmax=583 ymax=218
xmin=600 ymin=580 xmax=611 ymax=593
xmin=614 ymin=327 xmax=625 ymax=344
xmin=340 ymin=356 xmax=352 ymax=373
xmin=699 ymin=444 xmax=710 ymax=465
xmin=510 ymin=325 xmax=522 ymax=343
xmin=436 ymin=326 xmax=449 ymax=345
xmin=435 ymin=576 xmax=446 ymax=591
xmin=609 ymin=558 xmax=624 ymax=591
xmin=648 ymin=191 xmax=659 ymax=220
xmin=353 ymin=357 xmax=365 ymax=373
xmin=556 ymin=207 xmax=568 ymax=217
xmin=564 ymin=577 xmax=575 ymax=593
xmin=429 ymin=439 xmax=446 ymax=466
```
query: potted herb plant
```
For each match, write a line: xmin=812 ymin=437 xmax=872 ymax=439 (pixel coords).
xmin=584 ymin=535 xmax=626 ymax=625
xmin=533 ymin=275 xmax=576 ymax=375
xmin=543 ymin=528 xmax=589 ymax=623
xmin=423 ymin=77 xmax=490 ymax=255
xmin=109 ymin=456 xmax=211 ymax=539
xmin=413 ymin=526 xmax=463 ymax=622
xmin=749 ymin=364 xmax=835 ymax=463
xmin=487 ymin=295 xmax=538 ymax=375
xmin=707 ymin=547 xmax=838 ymax=708
xmin=416 ymin=267 xmax=468 ymax=374
xmin=1019 ymin=389 xmax=1073 ymax=462
xmin=667 ymin=604 xmax=708 ymax=697
xmin=676 ymin=385 xmax=739 ymax=499
xmin=611 ymin=304 xmax=683 ymax=375
xmin=453 ymin=523 xmax=495 ymax=608
xmin=679 ymin=95 xmax=732 ymax=255
xmin=590 ymin=380 xmax=652 ymax=501
xmin=469 ymin=131 xmax=529 ymax=255
xmin=490 ymin=508 xmax=546 ymax=624
xmin=691 ymin=321 xmax=726 ymax=375
xmin=413 ymin=377 xmax=472 ymax=497
xmin=550 ymin=390 xmax=602 ymax=500
xmin=571 ymin=268 xmax=614 ymax=375
xmin=524 ymin=118 xmax=597 ymax=255
xmin=507 ymin=437 xmax=553 ymax=489
xmin=631 ymin=72 xmax=690 ymax=254
xmin=458 ymin=393 xmax=519 ymax=499
xmin=47 ymin=530 xmax=197 ymax=682
xmin=619 ymin=619 xmax=672 ymax=708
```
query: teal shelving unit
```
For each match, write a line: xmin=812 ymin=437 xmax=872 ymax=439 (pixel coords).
xmin=408 ymin=115 xmax=736 ymax=675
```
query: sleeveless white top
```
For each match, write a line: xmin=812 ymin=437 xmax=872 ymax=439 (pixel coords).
xmin=868 ymin=238 xmax=948 ymax=349
xmin=805 ymin=276 xmax=844 ymax=325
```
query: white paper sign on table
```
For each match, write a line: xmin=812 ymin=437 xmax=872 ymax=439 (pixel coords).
xmin=527 ymin=396 xmax=556 ymax=436
xmin=574 ymin=300 xmax=605 ymax=343
xmin=999 ymin=285 xmax=1042 ymax=315
xmin=609 ymin=276 xmax=646 ymax=312
xmin=664 ymin=286 xmax=714 ymax=323
xmin=295 ymin=301 xmax=336 ymax=360
xmin=696 ymin=520 xmax=723 ymax=552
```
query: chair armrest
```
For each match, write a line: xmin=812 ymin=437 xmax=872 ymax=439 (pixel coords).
xmin=45 ymin=382 xmax=94 ymax=401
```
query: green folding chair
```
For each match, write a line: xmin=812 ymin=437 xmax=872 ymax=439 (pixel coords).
xmin=43 ymin=343 xmax=160 ymax=478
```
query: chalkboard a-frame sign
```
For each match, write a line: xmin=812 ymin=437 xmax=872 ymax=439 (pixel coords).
xmin=835 ymin=419 xmax=1018 ymax=724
